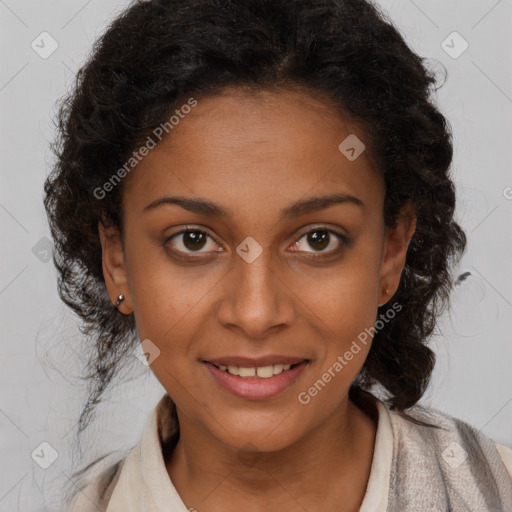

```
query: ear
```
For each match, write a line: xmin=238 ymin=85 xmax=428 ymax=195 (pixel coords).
xmin=98 ymin=220 xmax=132 ymax=314
xmin=378 ymin=200 xmax=416 ymax=306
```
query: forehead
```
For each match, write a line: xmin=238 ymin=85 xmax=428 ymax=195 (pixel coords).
xmin=122 ymin=87 xmax=382 ymax=219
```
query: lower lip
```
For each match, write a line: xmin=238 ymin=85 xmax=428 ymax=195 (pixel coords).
xmin=203 ymin=361 xmax=308 ymax=400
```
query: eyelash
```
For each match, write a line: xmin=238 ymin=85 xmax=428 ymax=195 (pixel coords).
xmin=163 ymin=225 xmax=349 ymax=260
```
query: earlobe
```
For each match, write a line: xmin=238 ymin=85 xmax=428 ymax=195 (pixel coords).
xmin=378 ymin=201 xmax=417 ymax=307
xmin=378 ymin=288 xmax=390 ymax=307
xmin=98 ymin=220 xmax=132 ymax=314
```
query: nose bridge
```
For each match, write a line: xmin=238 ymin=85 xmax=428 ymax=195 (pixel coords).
xmin=218 ymin=241 xmax=293 ymax=337
xmin=237 ymin=244 xmax=276 ymax=299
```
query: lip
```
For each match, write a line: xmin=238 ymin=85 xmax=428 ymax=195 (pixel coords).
xmin=205 ymin=355 xmax=307 ymax=367
xmin=203 ymin=360 xmax=309 ymax=400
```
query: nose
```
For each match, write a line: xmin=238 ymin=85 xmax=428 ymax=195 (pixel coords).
xmin=215 ymin=247 xmax=296 ymax=340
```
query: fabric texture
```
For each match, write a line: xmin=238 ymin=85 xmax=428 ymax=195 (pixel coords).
xmin=65 ymin=391 xmax=512 ymax=512
xmin=385 ymin=401 xmax=512 ymax=511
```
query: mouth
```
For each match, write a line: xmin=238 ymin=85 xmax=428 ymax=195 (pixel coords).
xmin=202 ymin=358 xmax=310 ymax=400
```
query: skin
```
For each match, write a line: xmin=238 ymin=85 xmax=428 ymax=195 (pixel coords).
xmin=99 ymin=87 xmax=416 ymax=512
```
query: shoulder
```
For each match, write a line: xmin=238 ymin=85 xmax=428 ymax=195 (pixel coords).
xmin=495 ymin=441 xmax=512 ymax=479
xmin=64 ymin=454 xmax=126 ymax=512
xmin=64 ymin=393 xmax=175 ymax=512
xmin=388 ymin=402 xmax=511 ymax=465
xmin=383 ymin=402 xmax=512 ymax=509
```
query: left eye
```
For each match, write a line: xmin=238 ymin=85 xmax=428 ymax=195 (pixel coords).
xmin=292 ymin=228 xmax=346 ymax=254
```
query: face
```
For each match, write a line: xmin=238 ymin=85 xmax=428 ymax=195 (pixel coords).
xmin=99 ymin=87 xmax=415 ymax=452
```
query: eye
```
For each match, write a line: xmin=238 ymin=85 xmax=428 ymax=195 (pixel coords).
xmin=291 ymin=227 xmax=348 ymax=255
xmin=165 ymin=227 xmax=221 ymax=254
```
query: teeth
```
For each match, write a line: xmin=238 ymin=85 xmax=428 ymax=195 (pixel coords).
xmin=238 ymin=367 xmax=256 ymax=377
xmin=256 ymin=366 xmax=274 ymax=378
xmin=227 ymin=365 xmax=239 ymax=376
xmin=216 ymin=362 xmax=297 ymax=378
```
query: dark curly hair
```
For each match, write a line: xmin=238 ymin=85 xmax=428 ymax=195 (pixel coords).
xmin=44 ymin=0 xmax=466 ymax=459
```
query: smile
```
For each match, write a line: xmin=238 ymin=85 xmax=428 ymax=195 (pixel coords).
xmin=202 ymin=359 xmax=309 ymax=400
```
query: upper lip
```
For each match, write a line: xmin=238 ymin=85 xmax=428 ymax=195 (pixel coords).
xmin=205 ymin=356 xmax=308 ymax=367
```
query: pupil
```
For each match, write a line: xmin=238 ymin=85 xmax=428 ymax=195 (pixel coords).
xmin=184 ymin=231 xmax=206 ymax=251
xmin=308 ymin=230 xmax=329 ymax=251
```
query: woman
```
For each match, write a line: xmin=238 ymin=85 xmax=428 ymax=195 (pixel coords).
xmin=43 ymin=0 xmax=512 ymax=510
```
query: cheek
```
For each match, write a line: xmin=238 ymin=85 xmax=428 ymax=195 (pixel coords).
xmin=125 ymin=239 xmax=229 ymax=364
xmin=305 ymin=245 xmax=381 ymax=328
xmin=304 ymin=238 xmax=382 ymax=369
xmin=124 ymin=238 xmax=194 ymax=338
xmin=315 ymin=279 xmax=377 ymax=374
xmin=125 ymin=248 xmax=211 ymax=390
xmin=299 ymin=274 xmax=378 ymax=410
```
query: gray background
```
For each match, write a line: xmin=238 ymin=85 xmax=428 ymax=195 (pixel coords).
xmin=1 ymin=0 xmax=511 ymax=509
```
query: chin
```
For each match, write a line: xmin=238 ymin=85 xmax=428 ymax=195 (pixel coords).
xmin=205 ymin=411 xmax=306 ymax=453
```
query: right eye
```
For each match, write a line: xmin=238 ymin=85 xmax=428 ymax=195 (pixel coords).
xmin=164 ymin=227 xmax=222 ymax=255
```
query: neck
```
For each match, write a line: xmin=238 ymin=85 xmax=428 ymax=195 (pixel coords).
xmin=165 ymin=393 xmax=378 ymax=512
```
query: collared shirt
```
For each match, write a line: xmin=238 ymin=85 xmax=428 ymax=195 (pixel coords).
xmin=67 ymin=392 xmax=512 ymax=512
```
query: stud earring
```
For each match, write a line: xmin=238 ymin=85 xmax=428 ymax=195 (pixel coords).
xmin=378 ymin=288 xmax=390 ymax=307
xmin=114 ymin=294 xmax=125 ymax=309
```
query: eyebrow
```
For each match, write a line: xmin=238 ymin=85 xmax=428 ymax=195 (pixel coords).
xmin=143 ymin=193 xmax=364 ymax=218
